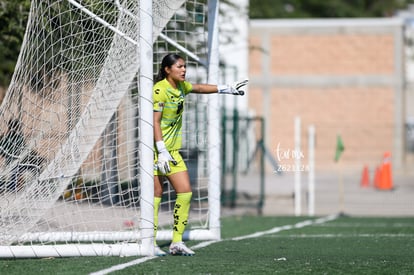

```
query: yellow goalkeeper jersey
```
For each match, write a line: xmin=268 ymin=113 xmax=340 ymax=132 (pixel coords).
xmin=153 ymin=78 xmax=193 ymax=151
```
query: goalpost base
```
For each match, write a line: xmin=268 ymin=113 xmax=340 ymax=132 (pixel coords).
xmin=0 ymin=243 xmax=150 ymax=258
xmin=0 ymin=229 xmax=220 ymax=258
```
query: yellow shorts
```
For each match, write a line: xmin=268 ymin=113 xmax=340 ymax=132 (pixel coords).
xmin=154 ymin=150 xmax=188 ymax=176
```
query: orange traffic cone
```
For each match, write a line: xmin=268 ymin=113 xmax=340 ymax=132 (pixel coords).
xmin=360 ymin=165 xmax=370 ymax=187
xmin=379 ymin=152 xmax=393 ymax=190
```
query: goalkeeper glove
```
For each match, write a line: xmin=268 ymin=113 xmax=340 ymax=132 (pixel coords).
xmin=218 ymin=79 xmax=248 ymax=95
xmin=156 ymin=140 xmax=177 ymax=174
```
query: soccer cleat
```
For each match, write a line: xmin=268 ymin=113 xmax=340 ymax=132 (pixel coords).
xmin=169 ymin=242 xmax=195 ymax=256
xmin=154 ymin=245 xmax=167 ymax=256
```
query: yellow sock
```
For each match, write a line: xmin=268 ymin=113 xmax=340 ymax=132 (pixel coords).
xmin=172 ymin=192 xmax=192 ymax=243
xmin=154 ymin=197 xmax=162 ymax=245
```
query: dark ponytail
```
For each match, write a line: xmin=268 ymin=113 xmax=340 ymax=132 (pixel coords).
xmin=155 ymin=53 xmax=184 ymax=83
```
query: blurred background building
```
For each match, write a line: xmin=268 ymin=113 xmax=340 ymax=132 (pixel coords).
xmin=217 ymin=2 xmax=414 ymax=177
xmin=248 ymin=17 xmax=411 ymax=173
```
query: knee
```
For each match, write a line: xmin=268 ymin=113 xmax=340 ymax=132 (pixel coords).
xmin=154 ymin=186 xmax=163 ymax=197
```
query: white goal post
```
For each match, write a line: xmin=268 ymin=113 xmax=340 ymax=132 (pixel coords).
xmin=0 ymin=0 xmax=221 ymax=257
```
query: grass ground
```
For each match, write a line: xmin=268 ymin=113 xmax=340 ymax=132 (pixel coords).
xmin=1 ymin=215 xmax=413 ymax=274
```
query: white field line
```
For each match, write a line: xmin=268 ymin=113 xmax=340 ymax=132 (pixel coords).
xmin=269 ymin=233 xmax=414 ymax=238
xmin=90 ymin=214 xmax=338 ymax=275
xmin=89 ymin=256 xmax=158 ymax=275
xmin=229 ymin=214 xmax=338 ymax=242
xmin=315 ymin=222 xmax=414 ymax=228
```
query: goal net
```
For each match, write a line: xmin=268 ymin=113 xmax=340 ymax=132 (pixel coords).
xmin=0 ymin=0 xmax=221 ymax=257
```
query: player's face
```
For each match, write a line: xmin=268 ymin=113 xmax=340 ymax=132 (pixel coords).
xmin=166 ymin=58 xmax=186 ymax=83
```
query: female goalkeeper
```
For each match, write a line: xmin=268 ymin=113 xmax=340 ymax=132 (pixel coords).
xmin=153 ymin=53 xmax=247 ymax=256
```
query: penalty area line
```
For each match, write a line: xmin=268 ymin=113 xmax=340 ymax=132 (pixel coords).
xmin=90 ymin=214 xmax=339 ymax=275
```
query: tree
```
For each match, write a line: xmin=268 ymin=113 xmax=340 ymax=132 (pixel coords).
xmin=249 ymin=0 xmax=414 ymax=19
xmin=0 ymin=0 xmax=31 ymax=86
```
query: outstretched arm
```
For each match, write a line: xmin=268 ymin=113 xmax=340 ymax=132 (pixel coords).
xmin=191 ymin=84 xmax=219 ymax=94
xmin=191 ymin=79 xmax=248 ymax=95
